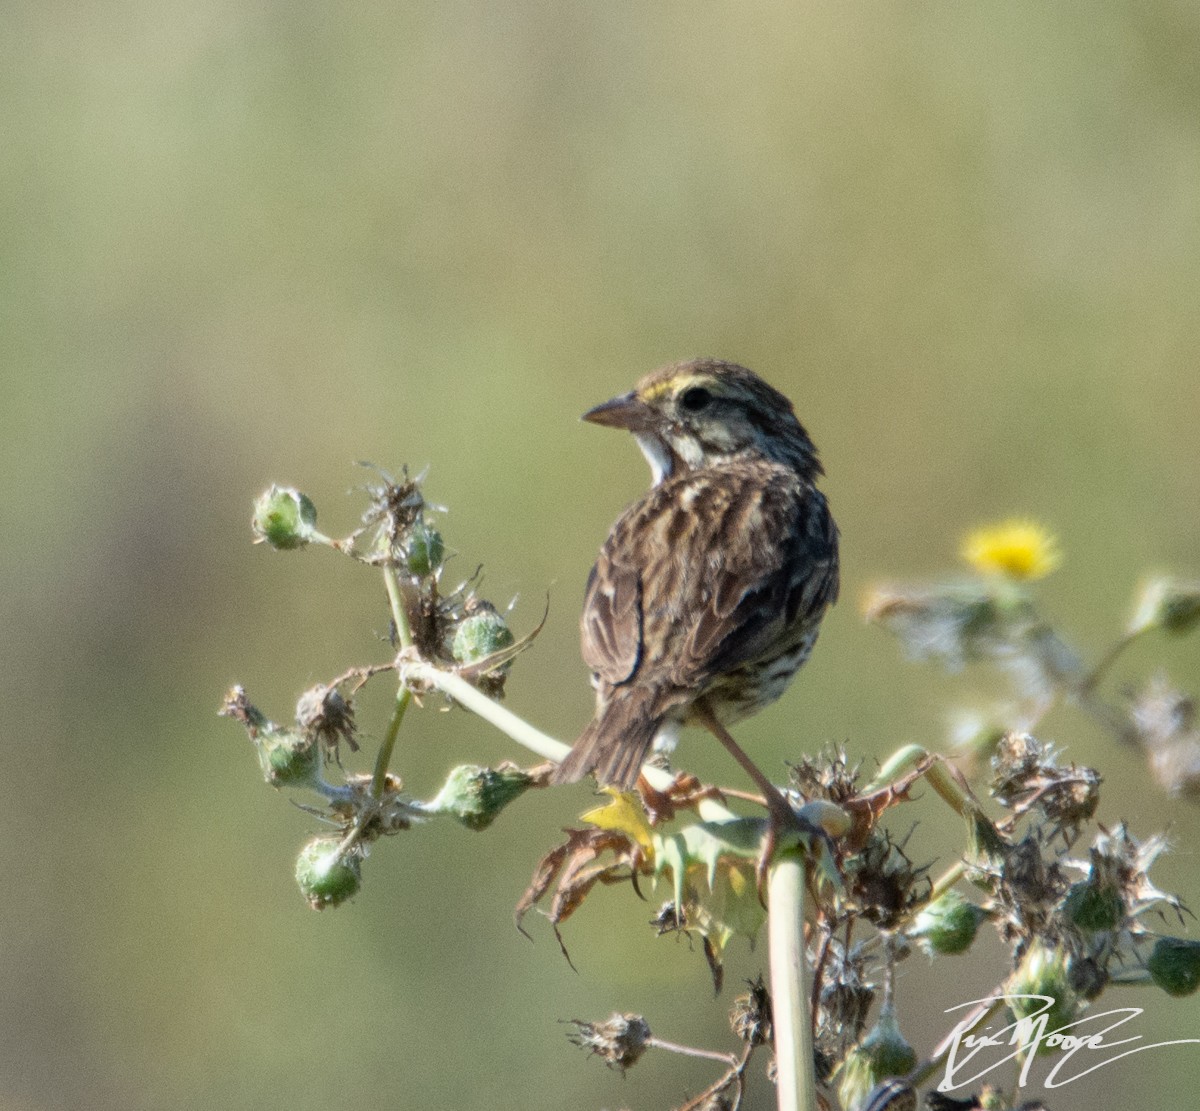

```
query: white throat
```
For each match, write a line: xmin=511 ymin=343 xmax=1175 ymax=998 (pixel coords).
xmin=634 ymin=432 xmax=674 ymax=486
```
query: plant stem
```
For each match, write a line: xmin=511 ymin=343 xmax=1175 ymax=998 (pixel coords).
xmin=383 ymin=566 xmax=414 ymax=651
xmin=927 ymin=861 xmax=967 ymax=904
xmin=768 ymin=851 xmax=816 ymax=1111
xmin=403 ymin=661 xmax=571 ymax=764
xmin=1079 ymin=628 xmax=1143 ymax=694
xmin=645 ymin=1036 xmax=738 ymax=1065
xmin=372 ymin=686 xmax=412 ymax=798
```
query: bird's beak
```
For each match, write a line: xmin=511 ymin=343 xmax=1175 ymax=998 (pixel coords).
xmin=581 ymin=391 xmax=656 ymax=432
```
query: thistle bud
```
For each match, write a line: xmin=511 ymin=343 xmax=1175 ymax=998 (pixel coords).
xmin=1147 ymin=937 xmax=1200 ymax=997
xmin=836 ymin=1004 xmax=917 ymax=1111
xmin=1062 ymin=879 xmax=1124 ymax=933
xmin=252 ymin=485 xmax=319 ymax=550
xmin=256 ymin=727 xmax=319 ymax=788
xmin=1129 ymin=578 xmax=1200 ymax=637
xmin=295 ymin=836 xmax=361 ymax=910
xmin=405 ymin=519 xmax=445 ymax=578
xmin=963 ymin=804 xmax=1009 ymax=890
xmin=1007 ymin=940 xmax=1079 ymax=1051
xmin=452 ymin=606 xmax=515 ymax=664
xmin=424 ymin=763 xmax=533 ymax=830
xmin=220 ymin=687 xmax=319 ymax=788
xmin=910 ymin=890 xmax=987 ymax=956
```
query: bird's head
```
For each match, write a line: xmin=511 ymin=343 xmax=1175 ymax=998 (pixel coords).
xmin=583 ymin=358 xmax=822 ymax=485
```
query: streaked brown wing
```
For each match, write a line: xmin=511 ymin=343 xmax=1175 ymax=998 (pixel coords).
xmin=581 ymin=461 xmax=838 ymax=696
xmin=580 ymin=541 xmax=644 ymax=686
xmin=672 ymin=466 xmax=837 ymax=688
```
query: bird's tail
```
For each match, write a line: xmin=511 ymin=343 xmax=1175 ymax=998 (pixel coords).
xmin=551 ymin=696 xmax=662 ymax=791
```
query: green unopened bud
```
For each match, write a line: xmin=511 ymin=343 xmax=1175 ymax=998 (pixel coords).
xmin=257 ymin=727 xmax=320 ymax=788
xmin=405 ymin=520 xmax=445 ymax=578
xmin=1063 ymin=880 xmax=1124 ymax=933
xmin=836 ymin=1004 xmax=917 ymax=1111
xmin=1148 ymin=937 xmax=1200 ymax=997
xmin=425 ymin=764 xmax=533 ymax=830
xmin=963 ymin=804 xmax=1009 ymax=890
xmin=1129 ymin=578 xmax=1200 ymax=637
xmin=911 ymin=890 xmax=987 ymax=956
xmin=221 ymin=687 xmax=320 ymax=788
xmin=252 ymin=485 xmax=319 ymax=550
xmin=452 ymin=607 xmax=515 ymax=664
xmin=295 ymin=837 xmax=361 ymax=910
xmin=1007 ymin=940 xmax=1079 ymax=1053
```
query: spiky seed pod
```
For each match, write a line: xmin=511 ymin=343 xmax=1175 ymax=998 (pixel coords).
xmin=252 ymin=485 xmax=319 ymax=550
xmin=295 ymin=837 xmax=362 ymax=910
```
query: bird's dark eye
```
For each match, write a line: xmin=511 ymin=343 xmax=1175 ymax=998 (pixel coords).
xmin=679 ymin=386 xmax=712 ymax=412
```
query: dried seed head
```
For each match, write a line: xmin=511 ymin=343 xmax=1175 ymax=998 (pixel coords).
xmin=789 ymin=746 xmax=861 ymax=805
xmin=730 ymin=976 xmax=772 ymax=1046
xmin=296 ymin=684 xmax=358 ymax=753
xmin=566 ymin=1013 xmax=652 ymax=1073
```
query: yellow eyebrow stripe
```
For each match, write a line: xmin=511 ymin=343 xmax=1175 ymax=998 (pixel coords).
xmin=639 ymin=375 xmax=719 ymax=401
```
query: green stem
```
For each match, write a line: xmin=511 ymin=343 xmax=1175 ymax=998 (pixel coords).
xmin=645 ymin=1037 xmax=738 ymax=1065
xmin=404 ymin=661 xmax=571 ymax=763
xmin=383 ymin=566 xmax=414 ymax=651
xmin=1078 ymin=628 xmax=1144 ymax=695
xmin=927 ymin=861 xmax=967 ymax=904
xmin=372 ymin=686 xmax=412 ymax=798
xmin=768 ymin=851 xmax=816 ymax=1111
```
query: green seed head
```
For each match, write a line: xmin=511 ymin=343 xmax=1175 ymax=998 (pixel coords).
xmin=258 ymin=727 xmax=320 ymax=788
xmin=405 ymin=520 xmax=445 ymax=577
xmin=911 ymin=890 xmax=986 ymax=956
xmin=426 ymin=764 xmax=533 ymax=830
xmin=1062 ymin=880 xmax=1125 ymax=933
xmin=295 ymin=837 xmax=361 ymax=910
xmin=1007 ymin=940 xmax=1079 ymax=1052
xmin=1148 ymin=937 xmax=1200 ymax=997
xmin=452 ymin=608 xmax=515 ymax=665
xmin=252 ymin=485 xmax=319 ymax=550
xmin=1130 ymin=578 xmax=1200 ymax=636
xmin=836 ymin=1005 xmax=917 ymax=1111
xmin=963 ymin=804 xmax=1009 ymax=890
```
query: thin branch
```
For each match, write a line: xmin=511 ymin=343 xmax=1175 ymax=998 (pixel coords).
xmin=371 ymin=687 xmax=412 ymax=798
xmin=674 ymin=1045 xmax=754 ymax=1111
xmin=403 ymin=660 xmax=571 ymax=764
xmin=383 ymin=566 xmax=414 ymax=651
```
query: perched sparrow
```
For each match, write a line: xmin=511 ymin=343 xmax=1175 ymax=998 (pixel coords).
xmin=553 ymin=358 xmax=839 ymax=790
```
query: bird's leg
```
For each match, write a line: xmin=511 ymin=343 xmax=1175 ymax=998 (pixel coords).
xmin=693 ymin=700 xmax=800 ymax=894
xmin=635 ymin=771 xmax=679 ymax=824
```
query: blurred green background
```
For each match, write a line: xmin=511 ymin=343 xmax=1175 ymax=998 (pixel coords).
xmin=3 ymin=1 xmax=1199 ymax=1108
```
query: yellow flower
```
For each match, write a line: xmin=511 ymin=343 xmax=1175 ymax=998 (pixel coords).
xmin=961 ymin=520 xmax=1062 ymax=581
